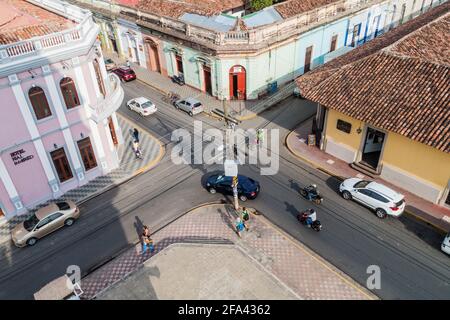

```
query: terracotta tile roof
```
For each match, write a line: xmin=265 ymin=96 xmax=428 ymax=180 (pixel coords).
xmin=274 ymin=0 xmax=341 ymax=18
xmin=135 ymin=0 xmax=245 ymax=19
xmin=0 ymin=0 xmax=75 ymax=45
xmin=296 ymin=3 xmax=450 ymax=153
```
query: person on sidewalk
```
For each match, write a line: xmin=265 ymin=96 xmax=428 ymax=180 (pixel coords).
xmin=256 ymin=129 xmax=264 ymax=146
xmin=141 ymin=226 xmax=154 ymax=254
xmin=235 ymin=217 xmax=245 ymax=237
xmin=132 ymin=140 xmax=142 ymax=159
xmin=126 ymin=59 xmax=131 ymax=68
xmin=133 ymin=128 xmax=139 ymax=143
xmin=241 ymin=207 xmax=250 ymax=231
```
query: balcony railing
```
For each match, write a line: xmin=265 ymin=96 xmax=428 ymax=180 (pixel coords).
xmin=0 ymin=0 xmax=94 ymax=63
xmin=89 ymin=73 xmax=124 ymax=123
xmin=103 ymin=0 xmax=374 ymax=48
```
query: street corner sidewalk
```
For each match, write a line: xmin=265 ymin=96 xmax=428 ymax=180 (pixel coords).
xmin=117 ymin=113 xmax=165 ymax=176
xmin=0 ymin=114 xmax=164 ymax=247
xmin=80 ymin=203 xmax=375 ymax=300
xmin=285 ymin=117 xmax=450 ymax=233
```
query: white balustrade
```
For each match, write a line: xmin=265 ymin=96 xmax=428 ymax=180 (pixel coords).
xmin=0 ymin=0 xmax=93 ymax=62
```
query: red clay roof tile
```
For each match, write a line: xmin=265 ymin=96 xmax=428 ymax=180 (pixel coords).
xmin=296 ymin=3 xmax=450 ymax=153
xmin=0 ymin=0 xmax=75 ymax=45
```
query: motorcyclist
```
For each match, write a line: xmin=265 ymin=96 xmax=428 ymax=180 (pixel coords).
xmin=304 ymin=208 xmax=317 ymax=226
xmin=306 ymin=184 xmax=318 ymax=201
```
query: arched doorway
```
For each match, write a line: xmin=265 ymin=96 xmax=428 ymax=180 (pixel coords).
xmin=144 ymin=38 xmax=161 ymax=73
xmin=229 ymin=65 xmax=246 ymax=100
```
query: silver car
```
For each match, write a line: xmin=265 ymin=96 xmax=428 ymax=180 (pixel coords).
xmin=174 ymin=97 xmax=204 ymax=116
xmin=11 ymin=200 xmax=80 ymax=247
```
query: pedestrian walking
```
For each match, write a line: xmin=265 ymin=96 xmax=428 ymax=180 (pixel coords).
xmin=132 ymin=140 xmax=142 ymax=159
xmin=141 ymin=225 xmax=154 ymax=254
xmin=256 ymin=129 xmax=264 ymax=146
xmin=133 ymin=128 xmax=139 ymax=143
xmin=126 ymin=59 xmax=131 ymax=68
xmin=241 ymin=207 xmax=250 ymax=231
xmin=235 ymin=217 xmax=245 ymax=237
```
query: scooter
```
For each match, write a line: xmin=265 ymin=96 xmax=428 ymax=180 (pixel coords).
xmin=171 ymin=74 xmax=185 ymax=85
xmin=299 ymin=185 xmax=323 ymax=204
xmin=298 ymin=211 xmax=322 ymax=232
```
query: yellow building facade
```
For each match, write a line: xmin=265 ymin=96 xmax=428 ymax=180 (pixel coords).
xmin=322 ymin=109 xmax=450 ymax=206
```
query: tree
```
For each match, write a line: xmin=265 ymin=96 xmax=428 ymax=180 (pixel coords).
xmin=251 ymin=0 xmax=273 ymax=11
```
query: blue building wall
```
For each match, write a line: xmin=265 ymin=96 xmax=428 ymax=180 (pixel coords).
xmin=104 ymin=0 xmax=447 ymax=100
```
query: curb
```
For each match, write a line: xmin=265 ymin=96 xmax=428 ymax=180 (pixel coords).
xmin=89 ymin=202 xmax=369 ymax=300
xmin=252 ymin=211 xmax=379 ymax=300
xmin=136 ymin=74 xmax=259 ymax=122
xmin=82 ymin=201 xmax=224 ymax=286
xmin=78 ymin=114 xmax=165 ymax=206
xmin=117 ymin=113 xmax=166 ymax=176
xmin=284 ymin=130 xmax=449 ymax=234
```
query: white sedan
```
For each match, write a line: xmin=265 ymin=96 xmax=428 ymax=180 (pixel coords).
xmin=127 ymin=97 xmax=157 ymax=116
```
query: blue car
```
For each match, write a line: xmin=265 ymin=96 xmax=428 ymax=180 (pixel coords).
xmin=206 ymin=174 xmax=260 ymax=201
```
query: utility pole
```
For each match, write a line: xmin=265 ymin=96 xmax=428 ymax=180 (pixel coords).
xmin=232 ymin=176 xmax=239 ymax=211
xmin=222 ymin=95 xmax=229 ymax=123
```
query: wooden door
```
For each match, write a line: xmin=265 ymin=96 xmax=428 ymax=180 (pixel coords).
xmin=229 ymin=65 xmax=246 ymax=100
xmin=203 ymin=66 xmax=212 ymax=95
xmin=108 ymin=117 xmax=118 ymax=146
xmin=304 ymin=46 xmax=313 ymax=73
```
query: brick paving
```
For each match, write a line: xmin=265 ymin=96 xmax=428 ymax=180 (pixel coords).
xmin=0 ymin=115 xmax=163 ymax=245
xmin=80 ymin=204 xmax=375 ymax=300
xmin=286 ymin=117 xmax=450 ymax=232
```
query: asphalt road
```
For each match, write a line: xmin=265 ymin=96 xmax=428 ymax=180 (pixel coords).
xmin=0 ymin=80 xmax=448 ymax=300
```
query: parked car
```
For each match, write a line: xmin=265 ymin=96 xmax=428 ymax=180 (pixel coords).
xmin=11 ymin=201 xmax=80 ymax=247
xmin=112 ymin=66 xmax=136 ymax=82
xmin=206 ymin=173 xmax=260 ymax=201
xmin=104 ymin=58 xmax=116 ymax=71
xmin=127 ymin=97 xmax=157 ymax=116
xmin=339 ymin=178 xmax=405 ymax=218
xmin=174 ymin=97 xmax=204 ymax=116
xmin=441 ymin=233 xmax=450 ymax=255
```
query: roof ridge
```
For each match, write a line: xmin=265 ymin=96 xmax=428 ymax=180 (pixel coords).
xmin=381 ymin=10 xmax=450 ymax=63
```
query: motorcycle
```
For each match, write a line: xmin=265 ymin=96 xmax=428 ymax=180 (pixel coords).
xmin=298 ymin=210 xmax=322 ymax=232
xmin=299 ymin=185 xmax=323 ymax=204
xmin=171 ymin=74 xmax=185 ymax=85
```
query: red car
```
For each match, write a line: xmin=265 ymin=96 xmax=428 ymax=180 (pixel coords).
xmin=112 ymin=66 xmax=136 ymax=82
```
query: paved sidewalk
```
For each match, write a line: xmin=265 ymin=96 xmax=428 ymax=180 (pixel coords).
xmin=106 ymin=53 xmax=294 ymax=121
xmin=0 ymin=114 xmax=164 ymax=245
xmin=80 ymin=204 xmax=376 ymax=300
xmin=286 ymin=117 xmax=450 ymax=233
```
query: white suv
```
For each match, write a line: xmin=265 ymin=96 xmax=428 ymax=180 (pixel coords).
xmin=339 ymin=178 xmax=406 ymax=218
xmin=441 ymin=233 xmax=450 ymax=255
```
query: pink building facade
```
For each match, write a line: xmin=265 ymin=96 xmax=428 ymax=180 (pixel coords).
xmin=0 ymin=0 xmax=124 ymax=222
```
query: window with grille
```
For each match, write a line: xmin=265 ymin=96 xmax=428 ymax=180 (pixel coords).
xmin=77 ymin=137 xmax=97 ymax=171
xmin=29 ymin=87 xmax=52 ymax=120
xmin=60 ymin=77 xmax=80 ymax=109
xmin=51 ymin=148 xmax=73 ymax=183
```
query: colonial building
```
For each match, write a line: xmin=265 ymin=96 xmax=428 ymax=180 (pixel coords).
xmin=0 ymin=0 xmax=124 ymax=221
xmin=69 ymin=0 xmax=445 ymax=102
xmin=296 ymin=2 xmax=450 ymax=206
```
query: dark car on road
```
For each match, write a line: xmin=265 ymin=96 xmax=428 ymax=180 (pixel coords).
xmin=112 ymin=66 xmax=136 ymax=82
xmin=205 ymin=174 xmax=260 ymax=201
